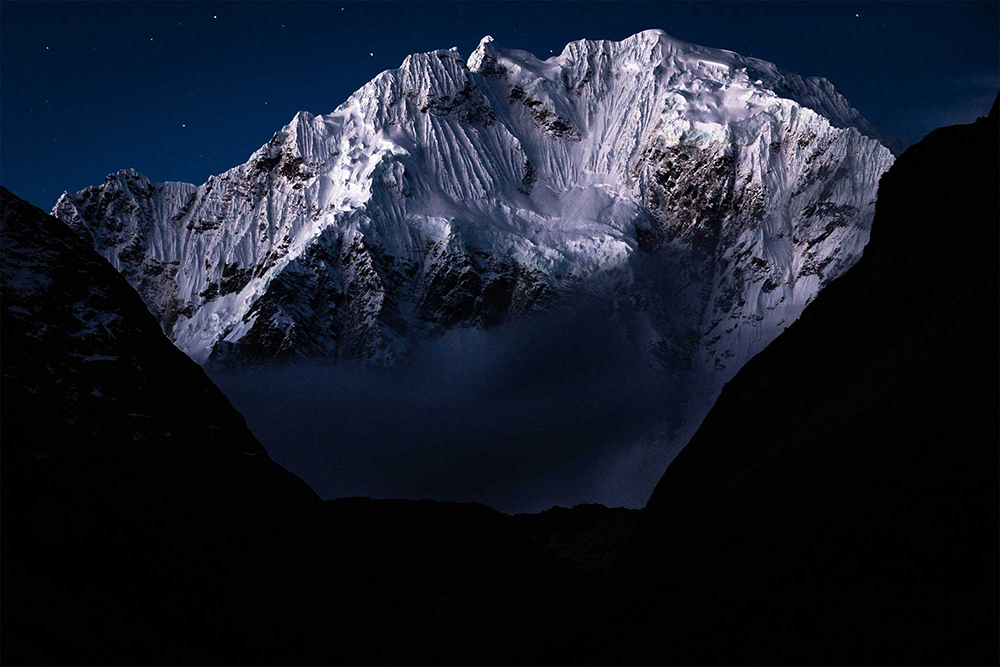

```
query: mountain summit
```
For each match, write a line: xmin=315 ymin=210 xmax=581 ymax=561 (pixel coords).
xmin=53 ymin=30 xmax=892 ymax=399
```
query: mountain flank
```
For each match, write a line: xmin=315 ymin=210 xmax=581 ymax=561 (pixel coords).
xmin=611 ymin=94 xmax=1000 ymax=664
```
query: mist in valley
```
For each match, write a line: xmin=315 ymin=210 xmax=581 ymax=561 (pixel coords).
xmin=212 ymin=307 xmax=697 ymax=513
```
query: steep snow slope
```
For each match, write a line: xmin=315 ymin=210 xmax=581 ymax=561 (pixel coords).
xmin=53 ymin=30 xmax=892 ymax=400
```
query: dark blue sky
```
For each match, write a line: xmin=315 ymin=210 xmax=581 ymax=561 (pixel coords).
xmin=2 ymin=1 xmax=997 ymax=209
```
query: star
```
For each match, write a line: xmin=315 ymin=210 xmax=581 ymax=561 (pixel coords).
xmin=369 ymin=52 xmax=374 ymax=57
xmin=855 ymin=13 xmax=859 ymax=17
xmin=213 ymin=15 xmax=218 ymax=19
xmin=45 ymin=46 xmax=50 ymax=50
xmin=182 ymin=124 xmax=186 ymax=128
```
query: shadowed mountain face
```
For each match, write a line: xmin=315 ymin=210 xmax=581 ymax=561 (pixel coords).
xmin=0 ymin=188 xmax=320 ymax=512
xmin=615 ymin=97 xmax=999 ymax=664
xmin=0 ymin=188 xmax=324 ymax=663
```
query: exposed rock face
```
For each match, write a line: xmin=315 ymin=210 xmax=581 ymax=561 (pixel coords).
xmin=53 ymin=30 xmax=892 ymax=406
xmin=617 ymin=99 xmax=999 ymax=664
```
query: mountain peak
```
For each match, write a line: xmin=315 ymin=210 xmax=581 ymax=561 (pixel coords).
xmin=625 ymin=27 xmax=677 ymax=46
xmin=53 ymin=30 xmax=893 ymax=383
xmin=468 ymin=34 xmax=500 ymax=73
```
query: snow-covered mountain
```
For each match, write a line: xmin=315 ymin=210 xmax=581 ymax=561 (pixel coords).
xmin=53 ymin=29 xmax=893 ymax=397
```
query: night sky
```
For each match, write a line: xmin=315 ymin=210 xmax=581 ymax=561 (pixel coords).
xmin=1 ymin=1 xmax=997 ymax=210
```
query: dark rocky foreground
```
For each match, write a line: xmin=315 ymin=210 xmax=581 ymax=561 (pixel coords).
xmin=612 ymin=95 xmax=1000 ymax=664
xmin=2 ymin=97 xmax=997 ymax=665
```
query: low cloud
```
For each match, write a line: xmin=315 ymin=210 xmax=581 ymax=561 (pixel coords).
xmin=212 ymin=306 xmax=689 ymax=513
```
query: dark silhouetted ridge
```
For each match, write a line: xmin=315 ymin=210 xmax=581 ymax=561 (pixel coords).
xmin=615 ymin=95 xmax=999 ymax=664
xmin=1 ymin=188 xmax=321 ymax=664
xmin=2 ymin=94 xmax=996 ymax=665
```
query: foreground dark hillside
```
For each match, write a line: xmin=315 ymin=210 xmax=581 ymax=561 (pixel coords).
xmin=2 ymin=95 xmax=997 ymax=666
xmin=0 ymin=187 xmax=322 ymax=663
xmin=615 ymin=96 xmax=999 ymax=664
